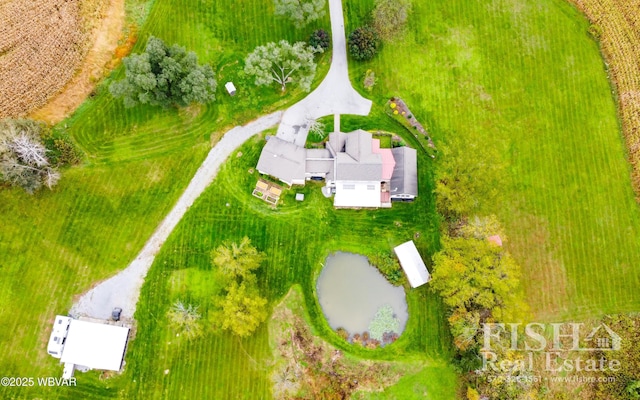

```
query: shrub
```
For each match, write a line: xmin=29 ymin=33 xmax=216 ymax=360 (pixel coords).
xmin=41 ymin=129 xmax=83 ymax=166
xmin=336 ymin=327 xmax=349 ymax=340
xmin=309 ymin=29 xmax=330 ymax=51
xmin=363 ymin=69 xmax=376 ymax=91
xmin=348 ymin=26 xmax=379 ymax=61
xmin=371 ymin=0 xmax=412 ymax=41
xmin=369 ymin=252 xmax=406 ymax=285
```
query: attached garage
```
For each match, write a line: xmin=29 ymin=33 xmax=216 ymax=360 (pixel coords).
xmin=394 ymin=240 xmax=431 ymax=288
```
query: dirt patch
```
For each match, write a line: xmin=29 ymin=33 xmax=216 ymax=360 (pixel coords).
xmin=29 ymin=0 xmax=126 ymax=124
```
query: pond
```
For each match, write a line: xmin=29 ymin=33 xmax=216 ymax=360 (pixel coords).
xmin=316 ymin=252 xmax=408 ymax=343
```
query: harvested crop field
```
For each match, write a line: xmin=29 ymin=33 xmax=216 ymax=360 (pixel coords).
xmin=0 ymin=0 xmax=107 ymax=118
xmin=568 ymin=0 xmax=640 ymax=200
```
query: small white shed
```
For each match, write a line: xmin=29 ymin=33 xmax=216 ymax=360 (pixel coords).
xmin=225 ymin=81 xmax=236 ymax=96
xmin=394 ymin=240 xmax=431 ymax=288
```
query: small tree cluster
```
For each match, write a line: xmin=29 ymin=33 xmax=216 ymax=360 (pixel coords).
xmin=167 ymin=300 xmax=203 ymax=340
xmin=211 ymin=237 xmax=268 ymax=337
xmin=309 ymin=29 xmax=330 ymax=51
xmin=274 ymin=0 xmax=326 ymax=28
xmin=430 ymin=217 xmax=528 ymax=361
xmin=110 ymin=36 xmax=217 ymax=108
xmin=371 ymin=0 xmax=412 ymax=41
xmin=0 ymin=119 xmax=60 ymax=193
xmin=244 ymin=40 xmax=319 ymax=92
xmin=348 ymin=26 xmax=380 ymax=61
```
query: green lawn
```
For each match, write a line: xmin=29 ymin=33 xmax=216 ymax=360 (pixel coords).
xmin=2 ymin=0 xmax=640 ymax=398
xmin=344 ymin=0 xmax=640 ymax=320
xmin=117 ymin=134 xmax=454 ymax=399
xmin=0 ymin=0 xmax=330 ymax=398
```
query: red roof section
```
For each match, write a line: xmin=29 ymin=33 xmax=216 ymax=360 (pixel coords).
xmin=371 ymin=139 xmax=396 ymax=181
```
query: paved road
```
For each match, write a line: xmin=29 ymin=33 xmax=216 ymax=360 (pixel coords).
xmin=276 ymin=0 xmax=372 ymax=147
xmin=70 ymin=111 xmax=283 ymax=320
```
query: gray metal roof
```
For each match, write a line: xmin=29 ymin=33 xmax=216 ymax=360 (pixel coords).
xmin=256 ymin=137 xmax=306 ymax=184
xmin=390 ymin=147 xmax=418 ymax=196
xmin=334 ymin=130 xmax=383 ymax=181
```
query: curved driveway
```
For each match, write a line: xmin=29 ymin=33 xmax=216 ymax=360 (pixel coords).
xmin=71 ymin=0 xmax=371 ymax=320
xmin=276 ymin=0 xmax=372 ymax=147
xmin=70 ymin=112 xmax=282 ymax=320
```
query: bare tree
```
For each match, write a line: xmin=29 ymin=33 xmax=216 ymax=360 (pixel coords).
xmin=0 ymin=119 xmax=60 ymax=193
xmin=167 ymin=300 xmax=203 ymax=340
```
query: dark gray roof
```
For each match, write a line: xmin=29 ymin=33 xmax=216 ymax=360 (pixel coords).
xmin=390 ymin=147 xmax=418 ymax=196
xmin=256 ymin=137 xmax=306 ymax=184
xmin=333 ymin=130 xmax=383 ymax=181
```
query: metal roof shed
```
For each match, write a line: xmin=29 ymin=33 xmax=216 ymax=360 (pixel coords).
xmin=60 ymin=320 xmax=129 ymax=371
xmin=394 ymin=240 xmax=431 ymax=288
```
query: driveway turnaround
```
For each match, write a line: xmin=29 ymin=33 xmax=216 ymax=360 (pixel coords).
xmin=70 ymin=111 xmax=283 ymax=320
xmin=276 ymin=0 xmax=372 ymax=147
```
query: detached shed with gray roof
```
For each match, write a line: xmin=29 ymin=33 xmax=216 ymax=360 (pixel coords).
xmin=390 ymin=147 xmax=418 ymax=201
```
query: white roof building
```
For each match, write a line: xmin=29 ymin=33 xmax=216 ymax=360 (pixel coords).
xmin=225 ymin=81 xmax=236 ymax=95
xmin=48 ymin=317 xmax=129 ymax=374
xmin=394 ymin=240 xmax=431 ymax=288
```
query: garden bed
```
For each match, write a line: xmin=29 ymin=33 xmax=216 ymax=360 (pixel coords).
xmin=385 ymin=97 xmax=436 ymax=156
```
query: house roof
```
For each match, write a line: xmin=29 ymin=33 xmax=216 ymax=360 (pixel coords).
xmin=371 ymin=139 xmax=396 ymax=181
xmin=331 ymin=130 xmax=384 ymax=181
xmin=256 ymin=137 xmax=306 ymax=184
xmin=334 ymin=181 xmax=381 ymax=208
xmin=60 ymin=320 xmax=129 ymax=371
xmin=390 ymin=147 xmax=418 ymax=196
xmin=394 ymin=240 xmax=430 ymax=288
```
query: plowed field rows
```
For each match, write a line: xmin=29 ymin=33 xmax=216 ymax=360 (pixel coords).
xmin=0 ymin=0 xmax=105 ymax=117
xmin=569 ymin=0 xmax=640 ymax=199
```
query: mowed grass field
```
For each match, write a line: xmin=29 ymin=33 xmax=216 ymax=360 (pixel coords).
xmin=120 ymin=136 xmax=455 ymax=399
xmin=1 ymin=0 xmax=640 ymax=399
xmin=344 ymin=0 xmax=640 ymax=320
xmin=0 ymin=0 xmax=329 ymax=398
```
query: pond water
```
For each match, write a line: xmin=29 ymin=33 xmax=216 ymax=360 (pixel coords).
xmin=316 ymin=252 xmax=408 ymax=336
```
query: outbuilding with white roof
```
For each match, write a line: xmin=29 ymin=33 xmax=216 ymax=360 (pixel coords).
xmin=394 ymin=240 xmax=431 ymax=288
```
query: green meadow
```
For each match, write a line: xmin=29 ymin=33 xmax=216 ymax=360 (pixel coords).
xmin=1 ymin=0 xmax=639 ymax=398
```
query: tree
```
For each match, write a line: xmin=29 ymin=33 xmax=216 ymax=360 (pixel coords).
xmin=348 ymin=26 xmax=380 ymax=61
xmin=430 ymin=236 xmax=528 ymax=352
xmin=167 ymin=300 xmax=203 ymax=340
xmin=244 ymin=41 xmax=318 ymax=92
xmin=109 ymin=36 xmax=217 ymax=108
xmin=219 ymin=281 xmax=268 ymax=337
xmin=274 ymin=0 xmax=326 ymax=28
xmin=211 ymin=236 xmax=265 ymax=280
xmin=456 ymin=215 xmax=505 ymax=240
xmin=0 ymin=119 xmax=60 ymax=193
xmin=306 ymin=116 xmax=326 ymax=140
xmin=434 ymin=131 xmax=505 ymax=219
xmin=371 ymin=0 xmax=412 ymax=41
xmin=309 ymin=29 xmax=330 ymax=51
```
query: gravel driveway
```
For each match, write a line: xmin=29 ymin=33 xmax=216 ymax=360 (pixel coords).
xmin=70 ymin=111 xmax=282 ymax=320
